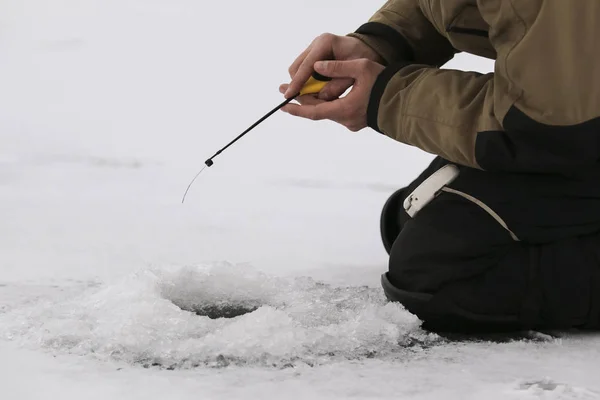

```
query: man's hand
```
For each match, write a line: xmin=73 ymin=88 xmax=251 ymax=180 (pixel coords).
xmin=280 ymin=59 xmax=385 ymax=132
xmin=281 ymin=33 xmax=384 ymax=101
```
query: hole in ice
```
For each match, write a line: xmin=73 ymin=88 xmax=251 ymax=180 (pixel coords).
xmin=0 ymin=263 xmax=442 ymax=369
xmin=169 ymin=300 xmax=259 ymax=319
xmin=158 ymin=263 xmax=267 ymax=320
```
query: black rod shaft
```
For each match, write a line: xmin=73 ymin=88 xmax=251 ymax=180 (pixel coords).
xmin=205 ymin=95 xmax=297 ymax=166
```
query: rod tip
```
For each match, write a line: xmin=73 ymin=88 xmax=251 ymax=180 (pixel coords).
xmin=205 ymin=159 xmax=214 ymax=167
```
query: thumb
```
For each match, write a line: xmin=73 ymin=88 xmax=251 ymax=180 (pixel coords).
xmin=314 ymin=59 xmax=364 ymax=79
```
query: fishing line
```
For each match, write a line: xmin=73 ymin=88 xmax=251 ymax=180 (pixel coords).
xmin=181 ymin=72 xmax=331 ymax=203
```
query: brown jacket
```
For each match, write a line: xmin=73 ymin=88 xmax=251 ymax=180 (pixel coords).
xmin=349 ymin=0 xmax=600 ymax=173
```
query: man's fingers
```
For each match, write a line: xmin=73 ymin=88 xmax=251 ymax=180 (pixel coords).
xmin=314 ymin=59 xmax=369 ymax=79
xmin=281 ymin=103 xmax=326 ymax=120
xmin=279 ymin=84 xmax=289 ymax=94
xmin=318 ymin=78 xmax=354 ymax=101
xmin=295 ymin=95 xmax=325 ymax=106
xmin=288 ymin=46 xmax=311 ymax=78
xmin=281 ymin=99 xmax=345 ymax=121
xmin=285 ymin=57 xmax=320 ymax=98
xmin=285 ymin=34 xmax=335 ymax=98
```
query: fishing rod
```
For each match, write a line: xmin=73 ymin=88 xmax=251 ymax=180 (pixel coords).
xmin=181 ymin=72 xmax=331 ymax=203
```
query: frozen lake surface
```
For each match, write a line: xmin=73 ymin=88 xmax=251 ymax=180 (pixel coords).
xmin=1 ymin=0 xmax=599 ymax=399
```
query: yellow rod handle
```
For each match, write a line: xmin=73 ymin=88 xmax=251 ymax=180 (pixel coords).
xmin=299 ymin=72 xmax=331 ymax=96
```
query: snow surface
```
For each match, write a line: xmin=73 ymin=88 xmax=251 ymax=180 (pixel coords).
xmin=1 ymin=0 xmax=599 ymax=399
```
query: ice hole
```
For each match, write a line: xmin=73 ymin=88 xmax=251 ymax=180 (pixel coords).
xmin=157 ymin=263 xmax=271 ymax=320
xmin=169 ymin=299 xmax=260 ymax=319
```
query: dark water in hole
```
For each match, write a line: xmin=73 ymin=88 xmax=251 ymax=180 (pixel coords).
xmin=173 ymin=301 xmax=260 ymax=319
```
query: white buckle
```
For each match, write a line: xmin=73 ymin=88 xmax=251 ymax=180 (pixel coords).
xmin=403 ymin=164 xmax=460 ymax=218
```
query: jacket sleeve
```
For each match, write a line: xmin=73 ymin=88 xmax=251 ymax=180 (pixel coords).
xmin=368 ymin=1 xmax=600 ymax=173
xmin=347 ymin=0 xmax=456 ymax=67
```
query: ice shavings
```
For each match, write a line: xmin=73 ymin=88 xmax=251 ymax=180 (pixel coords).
xmin=0 ymin=262 xmax=439 ymax=369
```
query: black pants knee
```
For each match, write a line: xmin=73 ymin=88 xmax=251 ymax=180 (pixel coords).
xmin=380 ymin=157 xmax=600 ymax=333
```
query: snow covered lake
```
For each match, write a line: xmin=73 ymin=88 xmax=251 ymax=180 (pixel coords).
xmin=1 ymin=0 xmax=599 ymax=399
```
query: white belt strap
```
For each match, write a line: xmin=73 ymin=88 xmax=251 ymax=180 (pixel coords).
xmin=403 ymin=164 xmax=460 ymax=218
xmin=403 ymin=164 xmax=520 ymax=241
xmin=440 ymin=187 xmax=520 ymax=241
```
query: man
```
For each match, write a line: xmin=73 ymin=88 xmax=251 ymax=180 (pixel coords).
xmin=279 ymin=0 xmax=600 ymax=333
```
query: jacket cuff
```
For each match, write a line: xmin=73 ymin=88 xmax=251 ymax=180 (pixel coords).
xmin=347 ymin=22 xmax=415 ymax=65
xmin=367 ymin=62 xmax=412 ymax=133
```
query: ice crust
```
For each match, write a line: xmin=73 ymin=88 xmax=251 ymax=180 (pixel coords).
xmin=1 ymin=263 xmax=440 ymax=369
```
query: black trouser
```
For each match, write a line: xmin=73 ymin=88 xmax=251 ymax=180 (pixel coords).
xmin=380 ymin=157 xmax=600 ymax=333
